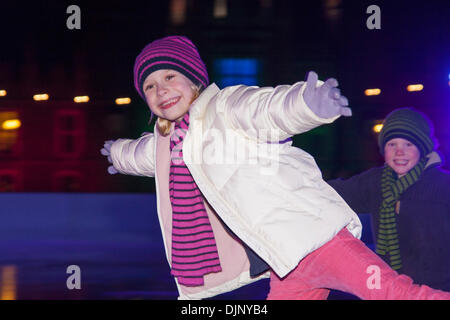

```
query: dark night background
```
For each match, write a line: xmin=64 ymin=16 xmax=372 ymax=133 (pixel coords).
xmin=0 ymin=0 xmax=449 ymax=301
xmin=1 ymin=0 xmax=449 ymax=192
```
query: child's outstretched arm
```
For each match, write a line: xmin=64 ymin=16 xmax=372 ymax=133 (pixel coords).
xmin=219 ymin=71 xmax=351 ymax=141
xmin=100 ymin=133 xmax=156 ymax=177
xmin=302 ymin=71 xmax=351 ymax=119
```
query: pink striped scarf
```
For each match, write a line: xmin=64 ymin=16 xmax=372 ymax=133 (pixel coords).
xmin=169 ymin=113 xmax=222 ymax=286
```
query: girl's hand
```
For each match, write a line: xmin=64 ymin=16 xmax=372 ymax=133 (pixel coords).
xmin=100 ymin=140 xmax=119 ymax=174
xmin=302 ymin=71 xmax=352 ymax=118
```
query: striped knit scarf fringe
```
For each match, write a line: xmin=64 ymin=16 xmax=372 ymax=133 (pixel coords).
xmin=376 ymin=157 xmax=427 ymax=271
xmin=169 ymin=113 xmax=222 ymax=286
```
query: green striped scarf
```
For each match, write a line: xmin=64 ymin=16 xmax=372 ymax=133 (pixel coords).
xmin=376 ymin=157 xmax=427 ymax=270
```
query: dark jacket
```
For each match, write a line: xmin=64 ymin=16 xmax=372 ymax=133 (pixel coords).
xmin=328 ymin=153 xmax=450 ymax=291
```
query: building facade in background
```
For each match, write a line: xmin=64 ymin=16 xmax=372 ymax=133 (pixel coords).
xmin=1 ymin=0 xmax=448 ymax=192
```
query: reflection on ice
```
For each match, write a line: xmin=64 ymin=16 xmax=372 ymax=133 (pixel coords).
xmin=1 ymin=265 xmax=17 ymax=300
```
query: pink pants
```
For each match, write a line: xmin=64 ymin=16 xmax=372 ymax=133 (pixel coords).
xmin=267 ymin=228 xmax=450 ymax=300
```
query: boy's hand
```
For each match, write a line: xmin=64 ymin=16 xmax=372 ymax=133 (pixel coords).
xmin=302 ymin=71 xmax=352 ymax=118
xmin=100 ymin=140 xmax=118 ymax=174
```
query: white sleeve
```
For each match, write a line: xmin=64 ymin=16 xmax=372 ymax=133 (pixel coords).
xmin=219 ymin=81 xmax=339 ymax=141
xmin=110 ymin=133 xmax=155 ymax=177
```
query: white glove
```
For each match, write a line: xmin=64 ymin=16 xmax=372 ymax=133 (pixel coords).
xmin=302 ymin=71 xmax=352 ymax=118
xmin=100 ymin=140 xmax=118 ymax=174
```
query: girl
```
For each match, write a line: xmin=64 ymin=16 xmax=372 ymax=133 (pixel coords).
xmin=101 ymin=35 xmax=450 ymax=300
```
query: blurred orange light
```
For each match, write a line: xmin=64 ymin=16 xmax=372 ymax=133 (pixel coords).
xmin=2 ymin=119 xmax=21 ymax=130
xmin=0 ymin=90 xmax=6 ymax=97
xmin=407 ymin=84 xmax=423 ymax=92
xmin=74 ymin=96 xmax=89 ymax=103
xmin=373 ymin=123 xmax=383 ymax=133
xmin=364 ymin=88 xmax=381 ymax=96
xmin=33 ymin=93 xmax=49 ymax=101
xmin=115 ymin=97 xmax=131 ymax=105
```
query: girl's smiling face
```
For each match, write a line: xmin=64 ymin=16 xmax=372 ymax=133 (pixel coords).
xmin=384 ymin=138 xmax=421 ymax=177
xmin=143 ymin=69 xmax=197 ymax=123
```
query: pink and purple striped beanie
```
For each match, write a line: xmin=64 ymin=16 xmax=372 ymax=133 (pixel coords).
xmin=133 ymin=36 xmax=209 ymax=98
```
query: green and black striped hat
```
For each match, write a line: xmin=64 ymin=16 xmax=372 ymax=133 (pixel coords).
xmin=378 ymin=108 xmax=435 ymax=156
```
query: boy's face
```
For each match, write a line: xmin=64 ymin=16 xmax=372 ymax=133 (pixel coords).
xmin=143 ymin=69 xmax=196 ymax=123
xmin=384 ymin=138 xmax=421 ymax=177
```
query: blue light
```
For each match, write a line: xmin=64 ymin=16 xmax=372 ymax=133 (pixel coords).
xmin=214 ymin=58 xmax=260 ymax=87
xmin=220 ymin=76 xmax=258 ymax=87
xmin=215 ymin=58 xmax=259 ymax=76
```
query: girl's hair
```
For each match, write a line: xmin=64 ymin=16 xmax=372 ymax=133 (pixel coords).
xmin=154 ymin=85 xmax=202 ymax=137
